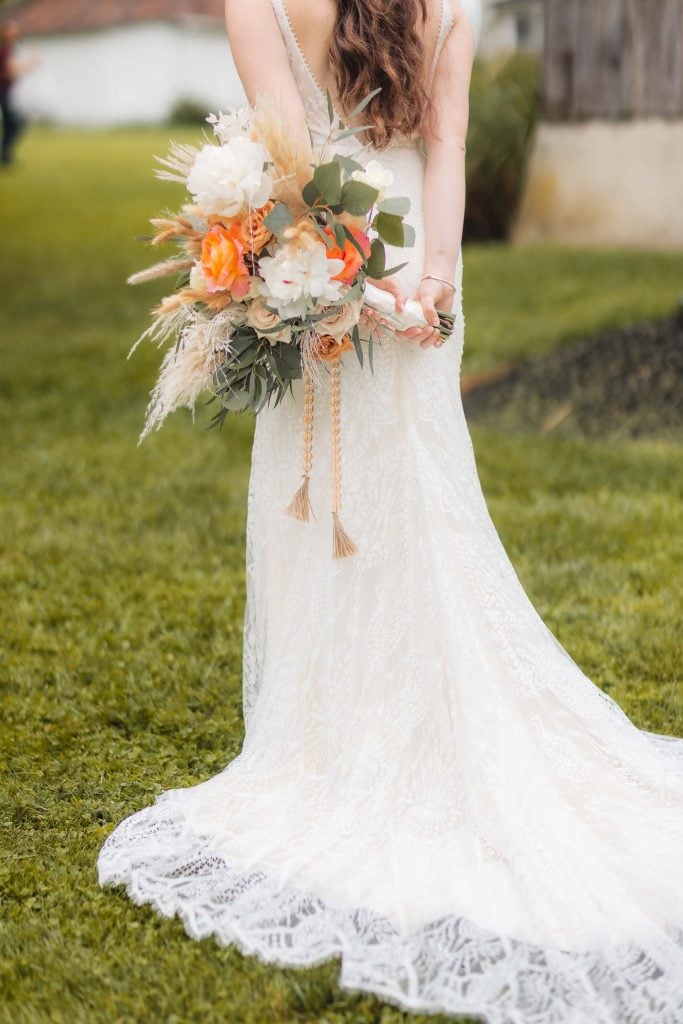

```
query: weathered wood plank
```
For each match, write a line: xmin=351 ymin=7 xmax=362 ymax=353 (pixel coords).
xmin=543 ymin=0 xmax=683 ymax=119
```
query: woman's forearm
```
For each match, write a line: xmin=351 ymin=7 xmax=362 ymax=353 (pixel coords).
xmin=422 ymin=142 xmax=467 ymax=282
xmin=420 ymin=5 xmax=474 ymax=286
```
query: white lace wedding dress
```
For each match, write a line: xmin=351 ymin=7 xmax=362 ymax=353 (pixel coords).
xmin=97 ymin=2 xmax=683 ymax=1020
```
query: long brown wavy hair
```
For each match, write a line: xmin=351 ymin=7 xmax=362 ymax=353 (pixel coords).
xmin=329 ymin=0 xmax=433 ymax=148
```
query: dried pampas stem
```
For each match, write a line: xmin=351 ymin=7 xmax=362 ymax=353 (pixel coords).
xmin=127 ymin=257 xmax=194 ymax=286
xmin=137 ymin=322 xmax=220 ymax=443
xmin=251 ymin=95 xmax=312 ymax=215
xmin=329 ymin=356 xmax=358 ymax=558
xmin=154 ymin=141 xmax=200 ymax=184
xmin=286 ymin=369 xmax=315 ymax=522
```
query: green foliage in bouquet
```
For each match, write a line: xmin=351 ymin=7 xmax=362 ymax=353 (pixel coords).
xmin=127 ymin=88 xmax=416 ymax=440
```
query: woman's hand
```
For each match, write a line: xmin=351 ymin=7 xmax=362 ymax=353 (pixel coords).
xmin=364 ymin=274 xmax=455 ymax=348
xmin=365 ymin=275 xmax=406 ymax=313
xmin=400 ymin=278 xmax=455 ymax=349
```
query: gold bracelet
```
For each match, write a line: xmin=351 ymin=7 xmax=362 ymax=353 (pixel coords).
xmin=422 ymin=275 xmax=456 ymax=292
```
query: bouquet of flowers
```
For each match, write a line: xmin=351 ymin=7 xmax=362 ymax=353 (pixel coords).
xmin=127 ymin=94 xmax=454 ymax=556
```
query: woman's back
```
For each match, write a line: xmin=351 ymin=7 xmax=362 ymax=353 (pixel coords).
xmin=277 ymin=0 xmax=449 ymax=123
xmin=226 ymin=0 xmax=469 ymax=155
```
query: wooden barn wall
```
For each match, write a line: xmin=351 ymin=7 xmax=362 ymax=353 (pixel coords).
xmin=543 ymin=0 xmax=683 ymax=119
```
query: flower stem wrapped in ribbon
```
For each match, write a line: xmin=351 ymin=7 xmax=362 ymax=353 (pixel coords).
xmin=126 ymin=91 xmax=434 ymax=558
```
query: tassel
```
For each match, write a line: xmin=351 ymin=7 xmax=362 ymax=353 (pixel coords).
xmin=329 ymin=355 xmax=358 ymax=558
xmin=285 ymin=472 xmax=313 ymax=522
xmin=285 ymin=368 xmax=315 ymax=521
xmin=332 ymin=511 xmax=358 ymax=558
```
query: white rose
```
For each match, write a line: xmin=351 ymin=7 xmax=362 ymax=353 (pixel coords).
xmin=351 ymin=159 xmax=394 ymax=201
xmin=246 ymin=298 xmax=292 ymax=344
xmin=317 ymin=298 xmax=362 ymax=340
xmin=186 ymin=137 xmax=272 ymax=218
xmin=258 ymin=243 xmax=345 ymax=321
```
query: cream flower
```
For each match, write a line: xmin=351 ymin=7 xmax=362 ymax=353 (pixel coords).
xmin=206 ymin=108 xmax=251 ymax=144
xmin=189 ymin=262 xmax=207 ymax=293
xmin=317 ymin=298 xmax=362 ymax=340
xmin=246 ymin=298 xmax=293 ymax=344
xmin=258 ymin=243 xmax=345 ymax=320
xmin=351 ymin=159 xmax=394 ymax=201
xmin=186 ymin=138 xmax=272 ymax=218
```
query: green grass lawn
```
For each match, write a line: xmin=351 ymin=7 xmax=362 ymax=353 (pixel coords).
xmin=1 ymin=128 xmax=681 ymax=1024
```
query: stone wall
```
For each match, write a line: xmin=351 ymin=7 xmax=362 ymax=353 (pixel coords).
xmin=514 ymin=120 xmax=683 ymax=249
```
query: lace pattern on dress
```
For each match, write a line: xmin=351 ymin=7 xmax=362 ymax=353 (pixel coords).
xmin=96 ymin=3 xmax=683 ymax=1023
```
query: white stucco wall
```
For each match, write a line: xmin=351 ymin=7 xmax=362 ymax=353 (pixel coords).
xmin=13 ymin=19 xmax=246 ymax=125
xmin=478 ymin=1 xmax=543 ymax=60
xmin=514 ymin=120 xmax=683 ymax=249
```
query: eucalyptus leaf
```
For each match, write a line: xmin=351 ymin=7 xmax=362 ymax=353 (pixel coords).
xmin=208 ymin=407 xmax=228 ymax=430
xmin=377 ymin=196 xmax=411 ymax=216
xmin=228 ymin=332 xmax=259 ymax=357
xmin=373 ymin=260 xmax=408 ymax=279
xmin=326 ymin=88 xmax=334 ymax=124
xmin=263 ymin=202 xmax=293 ymax=238
xmin=347 ymin=86 xmax=382 ymax=118
xmin=341 ymin=279 xmax=363 ymax=303
xmin=220 ymin=388 xmax=252 ymax=413
xmin=266 ymin=350 xmax=285 ymax=386
xmin=342 ymin=225 xmax=369 ymax=262
xmin=235 ymin=349 xmax=258 ymax=370
xmin=375 ymin=212 xmax=405 ymax=247
xmin=402 ymin=222 xmax=416 ymax=248
xmin=331 ymin=217 xmax=346 ymax=249
xmin=335 ymin=154 xmax=364 ymax=175
xmin=313 ymin=161 xmax=342 ymax=205
xmin=333 ymin=124 xmax=373 ymax=142
xmin=351 ymin=324 xmax=363 ymax=368
xmin=312 ymin=219 xmax=335 ymax=249
xmin=340 ymin=179 xmax=379 ymax=215
xmin=270 ymin=342 xmax=303 ymax=380
xmin=365 ymin=238 xmax=386 ymax=278
xmin=302 ymin=179 xmax=321 ymax=207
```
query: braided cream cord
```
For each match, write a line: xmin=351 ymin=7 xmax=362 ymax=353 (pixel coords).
xmin=329 ymin=356 xmax=357 ymax=559
xmin=285 ymin=359 xmax=357 ymax=558
xmin=285 ymin=369 xmax=315 ymax=522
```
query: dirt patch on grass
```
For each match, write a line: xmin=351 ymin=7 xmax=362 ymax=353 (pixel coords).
xmin=463 ymin=314 xmax=683 ymax=439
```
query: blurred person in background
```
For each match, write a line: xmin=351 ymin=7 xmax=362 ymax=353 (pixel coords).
xmin=0 ymin=18 xmax=40 ymax=167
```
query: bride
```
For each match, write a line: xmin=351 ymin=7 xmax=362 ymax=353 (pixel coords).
xmin=97 ymin=1 xmax=683 ymax=1020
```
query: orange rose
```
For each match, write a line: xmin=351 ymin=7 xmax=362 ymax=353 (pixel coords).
xmin=200 ymin=223 xmax=250 ymax=298
xmin=313 ymin=333 xmax=354 ymax=362
xmin=323 ymin=225 xmax=371 ymax=284
xmin=239 ymin=201 xmax=275 ymax=254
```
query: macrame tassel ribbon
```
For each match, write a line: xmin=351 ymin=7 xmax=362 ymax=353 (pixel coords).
xmin=329 ymin=355 xmax=358 ymax=559
xmin=284 ymin=357 xmax=358 ymax=559
xmin=285 ymin=367 xmax=315 ymax=522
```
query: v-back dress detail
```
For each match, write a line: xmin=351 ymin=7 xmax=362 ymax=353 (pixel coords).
xmin=97 ymin=3 xmax=683 ymax=1021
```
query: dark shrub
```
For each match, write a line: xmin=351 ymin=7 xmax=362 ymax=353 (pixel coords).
xmin=168 ymin=98 xmax=209 ymax=126
xmin=464 ymin=54 xmax=540 ymax=242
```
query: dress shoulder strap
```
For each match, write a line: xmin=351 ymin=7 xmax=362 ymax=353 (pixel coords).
xmin=270 ymin=0 xmax=325 ymax=104
xmin=429 ymin=0 xmax=455 ymax=88
xmin=270 ymin=0 xmax=351 ymax=147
